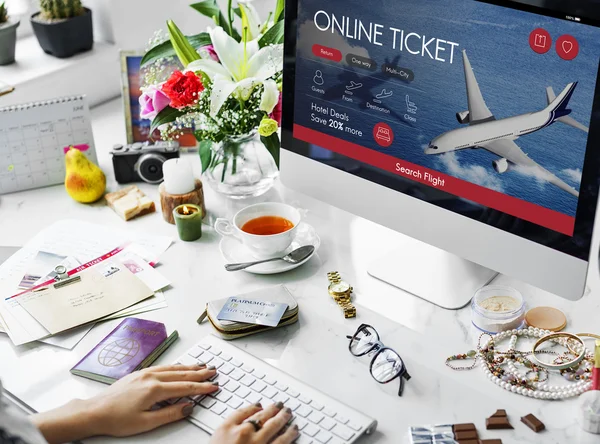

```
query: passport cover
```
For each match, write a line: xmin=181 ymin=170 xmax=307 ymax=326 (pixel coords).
xmin=71 ymin=318 xmax=177 ymax=384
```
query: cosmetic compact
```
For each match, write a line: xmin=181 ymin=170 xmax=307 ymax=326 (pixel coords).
xmin=471 ymin=285 xmax=526 ymax=333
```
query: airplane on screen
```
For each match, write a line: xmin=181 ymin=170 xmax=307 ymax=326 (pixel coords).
xmin=424 ymin=50 xmax=589 ymax=198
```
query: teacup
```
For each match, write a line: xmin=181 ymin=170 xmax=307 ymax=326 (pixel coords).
xmin=215 ymin=202 xmax=301 ymax=258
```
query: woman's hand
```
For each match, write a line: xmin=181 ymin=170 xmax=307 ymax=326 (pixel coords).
xmin=210 ymin=402 xmax=299 ymax=444
xmin=32 ymin=364 xmax=218 ymax=444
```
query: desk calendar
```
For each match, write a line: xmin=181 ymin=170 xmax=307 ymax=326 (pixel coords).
xmin=0 ymin=96 xmax=97 ymax=195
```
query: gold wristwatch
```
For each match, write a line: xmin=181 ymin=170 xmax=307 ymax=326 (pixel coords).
xmin=327 ymin=271 xmax=356 ymax=318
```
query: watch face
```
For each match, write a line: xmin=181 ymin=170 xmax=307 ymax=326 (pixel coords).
xmin=330 ymin=281 xmax=351 ymax=293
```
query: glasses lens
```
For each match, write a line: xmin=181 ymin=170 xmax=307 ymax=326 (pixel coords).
xmin=350 ymin=326 xmax=379 ymax=356
xmin=371 ymin=349 xmax=404 ymax=383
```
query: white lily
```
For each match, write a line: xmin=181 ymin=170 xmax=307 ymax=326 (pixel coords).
xmin=238 ymin=0 xmax=262 ymax=41
xmin=186 ymin=26 xmax=283 ymax=117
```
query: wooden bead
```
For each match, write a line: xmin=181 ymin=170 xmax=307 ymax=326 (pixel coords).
xmin=159 ymin=179 xmax=206 ymax=225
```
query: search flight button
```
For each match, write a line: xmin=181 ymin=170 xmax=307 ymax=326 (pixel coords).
xmin=346 ymin=54 xmax=377 ymax=71
xmin=312 ymin=44 xmax=342 ymax=62
xmin=382 ymin=64 xmax=415 ymax=82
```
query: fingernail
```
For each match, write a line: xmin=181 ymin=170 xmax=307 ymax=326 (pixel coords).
xmin=255 ymin=402 xmax=262 ymax=408
xmin=182 ymin=403 xmax=194 ymax=417
xmin=285 ymin=407 xmax=292 ymax=414
xmin=275 ymin=401 xmax=284 ymax=409
xmin=207 ymin=365 xmax=216 ymax=370
xmin=196 ymin=363 xmax=206 ymax=368
xmin=212 ymin=381 xmax=219 ymax=386
xmin=293 ymin=424 xmax=299 ymax=431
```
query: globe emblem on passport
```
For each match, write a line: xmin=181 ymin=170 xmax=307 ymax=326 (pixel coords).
xmin=98 ymin=338 xmax=141 ymax=367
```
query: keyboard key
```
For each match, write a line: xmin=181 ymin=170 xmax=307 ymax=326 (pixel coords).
xmin=188 ymin=346 xmax=203 ymax=358
xmin=296 ymin=405 xmax=312 ymax=418
xmin=202 ymin=355 xmax=214 ymax=364
xmin=190 ymin=394 xmax=206 ymax=403
xmin=287 ymin=389 xmax=300 ymax=398
xmin=242 ymin=364 xmax=254 ymax=373
xmin=296 ymin=436 xmax=313 ymax=444
xmin=311 ymin=402 xmax=324 ymax=411
xmin=216 ymin=391 xmax=232 ymax=403
xmin=230 ymin=369 xmax=245 ymax=381
xmin=210 ymin=402 xmax=227 ymax=415
xmin=179 ymin=354 xmax=199 ymax=366
xmin=320 ymin=417 xmax=336 ymax=431
xmin=221 ymin=407 xmax=233 ymax=418
xmin=347 ymin=421 xmax=362 ymax=432
xmin=231 ymin=358 xmax=243 ymax=367
xmin=315 ymin=430 xmax=332 ymax=443
xmin=262 ymin=386 xmax=278 ymax=399
xmin=189 ymin=408 xmax=224 ymax=430
xmin=227 ymin=397 xmax=243 ymax=409
xmin=323 ymin=408 xmax=336 ymax=418
xmin=331 ymin=424 xmax=354 ymax=441
xmin=273 ymin=392 xmax=289 ymax=404
xmin=299 ymin=395 xmax=311 ymax=404
xmin=304 ymin=424 xmax=319 ymax=437
xmin=286 ymin=398 xmax=301 ymax=411
xmin=292 ymin=417 xmax=308 ymax=430
xmin=252 ymin=380 xmax=267 ymax=393
xmin=246 ymin=392 xmax=262 ymax=404
xmin=275 ymin=382 xmax=288 ymax=391
xmin=240 ymin=374 xmax=256 ymax=387
xmin=211 ymin=358 xmax=225 ymax=369
xmin=264 ymin=375 xmax=277 ymax=385
xmin=211 ymin=348 xmax=222 ymax=357
xmin=334 ymin=415 xmax=349 ymax=425
xmin=224 ymin=381 xmax=240 ymax=393
xmin=252 ymin=370 xmax=265 ymax=379
xmin=220 ymin=353 xmax=232 ymax=362
xmin=308 ymin=411 xmax=324 ymax=425
xmin=220 ymin=363 xmax=234 ymax=375
xmin=236 ymin=386 xmax=251 ymax=399
xmin=200 ymin=397 xmax=216 ymax=409
xmin=199 ymin=343 xmax=212 ymax=350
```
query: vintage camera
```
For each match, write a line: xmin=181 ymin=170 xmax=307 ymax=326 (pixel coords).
xmin=111 ymin=141 xmax=180 ymax=184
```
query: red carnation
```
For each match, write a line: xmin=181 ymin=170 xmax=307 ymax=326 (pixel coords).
xmin=162 ymin=71 xmax=204 ymax=109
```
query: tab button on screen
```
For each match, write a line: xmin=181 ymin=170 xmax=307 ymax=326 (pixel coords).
xmin=382 ymin=64 xmax=415 ymax=82
xmin=346 ymin=54 xmax=377 ymax=71
xmin=312 ymin=44 xmax=343 ymax=62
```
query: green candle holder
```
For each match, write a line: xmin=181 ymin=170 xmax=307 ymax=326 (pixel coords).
xmin=173 ymin=204 xmax=203 ymax=241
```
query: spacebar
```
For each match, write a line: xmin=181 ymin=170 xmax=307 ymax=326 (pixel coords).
xmin=189 ymin=408 xmax=224 ymax=433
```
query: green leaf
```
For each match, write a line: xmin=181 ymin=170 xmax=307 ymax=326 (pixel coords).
xmin=233 ymin=7 xmax=241 ymax=18
xmin=190 ymin=0 xmax=240 ymax=41
xmin=199 ymin=140 xmax=213 ymax=174
xmin=141 ymin=33 xmax=211 ymax=67
xmin=258 ymin=20 xmax=284 ymax=48
xmin=150 ymin=107 xmax=185 ymax=134
xmin=167 ymin=20 xmax=201 ymax=66
xmin=274 ymin=0 xmax=285 ymax=22
xmin=261 ymin=133 xmax=280 ymax=168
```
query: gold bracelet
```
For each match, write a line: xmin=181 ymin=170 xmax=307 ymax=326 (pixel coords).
xmin=532 ymin=332 xmax=586 ymax=370
xmin=566 ymin=333 xmax=600 ymax=354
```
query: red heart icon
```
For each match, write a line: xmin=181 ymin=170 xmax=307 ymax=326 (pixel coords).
xmin=562 ymin=41 xmax=573 ymax=53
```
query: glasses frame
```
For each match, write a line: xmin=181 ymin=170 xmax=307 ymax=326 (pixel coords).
xmin=346 ymin=324 xmax=411 ymax=396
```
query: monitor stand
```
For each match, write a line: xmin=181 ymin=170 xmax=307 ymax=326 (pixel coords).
xmin=368 ymin=236 xmax=498 ymax=310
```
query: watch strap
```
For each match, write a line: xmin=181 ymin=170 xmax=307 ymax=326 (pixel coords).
xmin=327 ymin=271 xmax=356 ymax=318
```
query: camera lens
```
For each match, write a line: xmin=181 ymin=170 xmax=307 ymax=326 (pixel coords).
xmin=134 ymin=153 xmax=167 ymax=184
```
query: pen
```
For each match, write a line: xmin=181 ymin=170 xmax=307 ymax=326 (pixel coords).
xmin=593 ymin=340 xmax=600 ymax=391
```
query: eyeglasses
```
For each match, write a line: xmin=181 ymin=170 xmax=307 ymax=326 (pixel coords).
xmin=346 ymin=324 xmax=411 ymax=396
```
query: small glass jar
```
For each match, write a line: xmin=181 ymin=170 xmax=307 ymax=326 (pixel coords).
xmin=471 ymin=285 xmax=526 ymax=334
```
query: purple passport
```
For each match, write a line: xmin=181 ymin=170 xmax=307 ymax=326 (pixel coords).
xmin=71 ymin=318 xmax=175 ymax=384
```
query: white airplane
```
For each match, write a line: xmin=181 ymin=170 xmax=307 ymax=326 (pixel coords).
xmin=424 ymin=50 xmax=589 ymax=198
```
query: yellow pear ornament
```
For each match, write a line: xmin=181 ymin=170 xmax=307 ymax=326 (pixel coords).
xmin=64 ymin=147 xmax=106 ymax=203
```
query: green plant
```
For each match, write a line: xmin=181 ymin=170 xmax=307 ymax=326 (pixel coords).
xmin=39 ymin=0 xmax=84 ymax=20
xmin=0 ymin=2 xmax=8 ymax=24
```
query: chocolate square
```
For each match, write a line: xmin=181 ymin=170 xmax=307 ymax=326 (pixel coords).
xmin=521 ymin=414 xmax=545 ymax=433
xmin=454 ymin=430 xmax=478 ymax=440
xmin=486 ymin=416 xmax=513 ymax=430
xmin=453 ymin=423 xmax=477 ymax=432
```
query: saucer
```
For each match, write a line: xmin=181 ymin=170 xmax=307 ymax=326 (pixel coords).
xmin=219 ymin=222 xmax=321 ymax=275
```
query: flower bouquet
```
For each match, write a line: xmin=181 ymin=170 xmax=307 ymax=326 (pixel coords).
xmin=140 ymin=0 xmax=284 ymax=198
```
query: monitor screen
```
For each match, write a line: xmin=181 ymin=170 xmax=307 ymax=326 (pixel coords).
xmin=282 ymin=0 xmax=600 ymax=261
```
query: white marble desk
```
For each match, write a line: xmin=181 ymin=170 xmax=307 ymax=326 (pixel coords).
xmin=1 ymin=99 xmax=599 ymax=444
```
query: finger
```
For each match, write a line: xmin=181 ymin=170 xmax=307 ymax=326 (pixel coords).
xmin=141 ymin=401 xmax=195 ymax=431
xmin=225 ymin=403 xmax=263 ymax=425
xmin=256 ymin=406 xmax=293 ymax=442
xmin=272 ymin=424 xmax=300 ymax=444
xmin=240 ymin=402 xmax=284 ymax=434
xmin=153 ymin=368 xmax=216 ymax=383
xmin=143 ymin=363 xmax=207 ymax=373
xmin=153 ymin=381 xmax=219 ymax=401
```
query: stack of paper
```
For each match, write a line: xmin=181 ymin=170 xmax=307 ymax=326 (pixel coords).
xmin=0 ymin=220 xmax=173 ymax=349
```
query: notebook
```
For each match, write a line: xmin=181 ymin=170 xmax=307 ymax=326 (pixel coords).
xmin=0 ymin=96 xmax=97 ymax=195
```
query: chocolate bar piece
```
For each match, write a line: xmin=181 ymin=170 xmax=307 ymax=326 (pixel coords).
xmin=453 ymin=423 xmax=477 ymax=432
xmin=457 ymin=440 xmax=479 ymax=444
xmin=480 ymin=440 xmax=503 ymax=444
xmin=491 ymin=409 xmax=507 ymax=417
xmin=521 ymin=414 xmax=545 ymax=432
xmin=486 ymin=416 xmax=513 ymax=430
xmin=454 ymin=430 xmax=478 ymax=440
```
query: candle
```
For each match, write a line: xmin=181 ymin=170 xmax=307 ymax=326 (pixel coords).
xmin=173 ymin=204 xmax=203 ymax=241
xmin=162 ymin=159 xmax=195 ymax=195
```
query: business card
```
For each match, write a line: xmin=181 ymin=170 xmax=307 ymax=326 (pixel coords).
xmin=217 ymin=297 xmax=288 ymax=327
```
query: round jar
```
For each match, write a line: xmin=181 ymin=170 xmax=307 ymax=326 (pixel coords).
xmin=471 ymin=285 xmax=525 ymax=333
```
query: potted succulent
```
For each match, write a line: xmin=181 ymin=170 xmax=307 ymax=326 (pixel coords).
xmin=31 ymin=0 xmax=93 ymax=58
xmin=0 ymin=2 xmax=20 ymax=65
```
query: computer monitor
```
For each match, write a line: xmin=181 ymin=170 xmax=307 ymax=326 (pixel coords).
xmin=281 ymin=0 xmax=600 ymax=308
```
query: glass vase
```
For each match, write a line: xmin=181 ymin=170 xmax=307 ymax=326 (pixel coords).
xmin=203 ymin=132 xmax=279 ymax=199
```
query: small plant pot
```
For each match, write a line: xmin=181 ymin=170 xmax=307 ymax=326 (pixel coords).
xmin=31 ymin=7 xmax=93 ymax=58
xmin=0 ymin=20 xmax=20 ymax=65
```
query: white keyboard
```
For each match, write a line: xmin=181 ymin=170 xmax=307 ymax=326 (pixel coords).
xmin=172 ymin=335 xmax=377 ymax=443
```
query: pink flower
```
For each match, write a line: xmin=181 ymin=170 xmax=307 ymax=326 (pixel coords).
xmin=199 ymin=44 xmax=219 ymax=62
xmin=269 ymin=94 xmax=282 ymax=126
xmin=139 ymin=85 xmax=171 ymax=121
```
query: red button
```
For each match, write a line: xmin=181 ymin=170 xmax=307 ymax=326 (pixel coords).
xmin=312 ymin=44 xmax=342 ymax=62
xmin=373 ymin=123 xmax=393 ymax=147
xmin=529 ymin=28 xmax=551 ymax=54
xmin=556 ymin=35 xmax=579 ymax=60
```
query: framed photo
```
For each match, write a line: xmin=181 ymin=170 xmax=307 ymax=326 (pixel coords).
xmin=119 ymin=50 xmax=197 ymax=149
